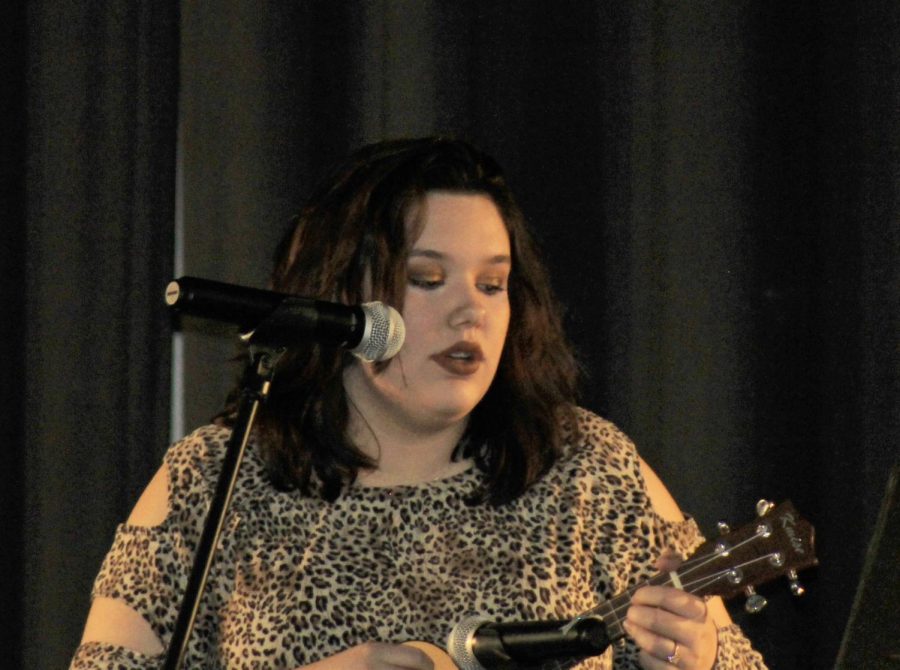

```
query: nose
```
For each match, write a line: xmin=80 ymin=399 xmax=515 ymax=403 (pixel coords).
xmin=448 ymin=287 xmax=486 ymax=329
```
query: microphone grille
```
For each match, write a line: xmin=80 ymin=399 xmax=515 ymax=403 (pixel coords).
xmin=352 ymin=302 xmax=406 ymax=362
xmin=446 ymin=615 xmax=490 ymax=670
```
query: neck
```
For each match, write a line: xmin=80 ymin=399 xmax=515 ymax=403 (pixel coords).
xmin=346 ymin=404 xmax=471 ymax=488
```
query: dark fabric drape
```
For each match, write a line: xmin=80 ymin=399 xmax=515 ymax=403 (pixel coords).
xmin=5 ymin=2 xmax=897 ymax=669
xmin=176 ymin=4 xmax=899 ymax=670
xmin=1 ymin=2 xmax=28 ymax=667
xmin=3 ymin=2 xmax=180 ymax=668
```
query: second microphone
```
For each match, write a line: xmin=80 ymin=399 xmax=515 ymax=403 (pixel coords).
xmin=446 ymin=615 xmax=611 ymax=670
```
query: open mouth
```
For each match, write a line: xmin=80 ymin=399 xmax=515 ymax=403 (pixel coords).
xmin=432 ymin=342 xmax=484 ymax=375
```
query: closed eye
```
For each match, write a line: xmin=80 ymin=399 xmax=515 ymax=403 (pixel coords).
xmin=408 ymin=276 xmax=444 ymax=290
xmin=479 ymin=282 xmax=507 ymax=295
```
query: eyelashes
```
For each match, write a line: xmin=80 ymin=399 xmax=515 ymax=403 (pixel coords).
xmin=479 ymin=283 xmax=507 ymax=295
xmin=408 ymin=277 xmax=443 ymax=289
xmin=407 ymin=276 xmax=507 ymax=294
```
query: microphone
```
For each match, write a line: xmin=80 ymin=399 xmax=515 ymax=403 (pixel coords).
xmin=164 ymin=276 xmax=405 ymax=362
xmin=446 ymin=615 xmax=611 ymax=670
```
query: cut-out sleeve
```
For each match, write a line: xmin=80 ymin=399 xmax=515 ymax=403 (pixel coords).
xmin=69 ymin=426 xmax=230 ymax=668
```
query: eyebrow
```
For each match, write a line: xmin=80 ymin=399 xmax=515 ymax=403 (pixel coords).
xmin=408 ymin=249 xmax=512 ymax=265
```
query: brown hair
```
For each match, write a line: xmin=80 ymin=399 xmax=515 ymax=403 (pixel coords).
xmin=222 ymin=137 xmax=580 ymax=505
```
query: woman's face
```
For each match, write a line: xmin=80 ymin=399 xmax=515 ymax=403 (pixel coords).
xmin=344 ymin=191 xmax=511 ymax=435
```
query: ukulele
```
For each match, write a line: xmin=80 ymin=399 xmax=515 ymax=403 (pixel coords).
xmin=404 ymin=500 xmax=817 ymax=670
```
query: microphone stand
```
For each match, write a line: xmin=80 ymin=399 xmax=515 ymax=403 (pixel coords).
xmin=163 ymin=340 xmax=284 ymax=670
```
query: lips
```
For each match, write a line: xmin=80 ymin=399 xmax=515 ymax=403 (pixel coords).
xmin=431 ymin=341 xmax=484 ymax=376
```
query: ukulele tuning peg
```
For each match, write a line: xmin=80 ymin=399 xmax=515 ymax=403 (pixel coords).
xmin=716 ymin=521 xmax=731 ymax=536
xmin=787 ymin=569 xmax=806 ymax=597
xmin=744 ymin=586 xmax=768 ymax=614
xmin=756 ymin=499 xmax=775 ymax=517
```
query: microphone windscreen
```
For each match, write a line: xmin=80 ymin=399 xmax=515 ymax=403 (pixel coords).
xmin=352 ymin=302 xmax=405 ymax=362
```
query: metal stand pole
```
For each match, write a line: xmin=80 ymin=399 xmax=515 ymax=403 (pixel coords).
xmin=163 ymin=347 xmax=281 ymax=669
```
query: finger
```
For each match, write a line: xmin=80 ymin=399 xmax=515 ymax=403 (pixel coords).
xmin=654 ymin=549 xmax=684 ymax=573
xmin=627 ymin=602 xmax=683 ymax=645
xmin=631 ymin=585 xmax=708 ymax=621
xmin=386 ymin=643 xmax=437 ymax=670
xmin=636 ymin=646 xmax=696 ymax=670
xmin=623 ymin=619 xmax=697 ymax=669
xmin=381 ymin=644 xmax=435 ymax=670
xmin=352 ymin=642 xmax=435 ymax=670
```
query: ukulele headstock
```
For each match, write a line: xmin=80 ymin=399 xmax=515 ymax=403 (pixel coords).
xmin=679 ymin=500 xmax=817 ymax=611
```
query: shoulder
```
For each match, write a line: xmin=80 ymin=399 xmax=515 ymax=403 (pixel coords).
xmin=130 ymin=423 xmax=275 ymax=530
xmin=538 ymin=406 xmax=644 ymax=503
xmin=124 ymin=424 xmax=234 ymax=528
xmin=558 ymin=407 xmax=684 ymax=522
xmin=559 ymin=406 xmax=640 ymax=468
xmin=164 ymin=423 xmax=235 ymax=477
xmin=167 ymin=422 xmax=273 ymax=507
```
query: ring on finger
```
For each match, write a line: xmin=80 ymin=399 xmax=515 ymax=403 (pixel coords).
xmin=666 ymin=640 xmax=681 ymax=666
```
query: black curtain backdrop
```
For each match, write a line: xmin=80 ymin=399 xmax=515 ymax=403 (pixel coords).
xmin=2 ymin=2 xmax=180 ymax=668
xmin=3 ymin=2 xmax=897 ymax=669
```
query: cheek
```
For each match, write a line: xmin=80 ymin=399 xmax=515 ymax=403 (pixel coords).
xmin=399 ymin=303 xmax=439 ymax=344
xmin=494 ymin=306 xmax=511 ymax=348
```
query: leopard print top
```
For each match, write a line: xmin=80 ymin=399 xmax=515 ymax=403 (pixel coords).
xmin=70 ymin=409 xmax=767 ymax=669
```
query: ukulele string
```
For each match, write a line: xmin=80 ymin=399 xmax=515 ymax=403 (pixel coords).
xmin=563 ymin=527 xmax=778 ymax=633
xmin=587 ymin=551 xmax=783 ymax=628
xmin=661 ymin=524 xmax=776 ymax=585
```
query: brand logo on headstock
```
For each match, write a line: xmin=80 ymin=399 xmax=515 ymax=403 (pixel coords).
xmin=780 ymin=511 xmax=806 ymax=556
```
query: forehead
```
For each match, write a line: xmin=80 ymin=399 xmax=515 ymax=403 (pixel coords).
xmin=407 ymin=192 xmax=511 ymax=255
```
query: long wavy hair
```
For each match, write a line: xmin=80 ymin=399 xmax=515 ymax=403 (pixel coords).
xmin=221 ymin=137 xmax=580 ymax=505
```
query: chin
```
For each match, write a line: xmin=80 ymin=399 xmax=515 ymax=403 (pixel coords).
xmin=424 ymin=395 xmax=485 ymax=425
xmin=425 ymin=403 xmax=474 ymax=424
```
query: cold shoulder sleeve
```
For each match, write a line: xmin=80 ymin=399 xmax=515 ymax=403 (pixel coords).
xmin=714 ymin=624 xmax=768 ymax=669
xmin=70 ymin=641 xmax=163 ymax=669
xmin=69 ymin=425 xmax=234 ymax=669
xmin=568 ymin=409 xmax=768 ymax=669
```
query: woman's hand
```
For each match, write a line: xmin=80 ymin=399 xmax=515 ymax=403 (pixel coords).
xmin=624 ymin=584 xmax=717 ymax=670
xmin=299 ymin=642 xmax=435 ymax=670
xmin=623 ymin=550 xmax=719 ymax=669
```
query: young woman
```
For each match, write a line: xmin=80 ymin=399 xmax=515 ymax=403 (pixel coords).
xmin=72 ymin=138 xmax=767 ymax=669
